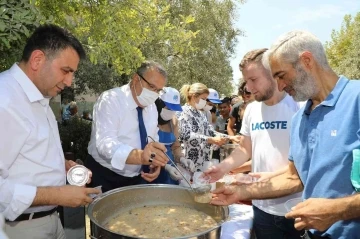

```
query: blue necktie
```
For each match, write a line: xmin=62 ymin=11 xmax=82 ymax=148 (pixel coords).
xmin=136 ymin=107 xmax=147 ymax=150
xmin=137 ymin=107 xmax=150 ymax=174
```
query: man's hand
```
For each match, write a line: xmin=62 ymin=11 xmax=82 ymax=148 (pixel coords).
xmin=210 ymin=185 xmax=242 ymax=205
xmin=229 ymin=135 xmax=242 ymax=144
xmin=204 ymin=165 xmax=227 ymax=183
xmin=285 ymin=198 xmax=340 ymax=231
xmin=141 ymin=165 xmax=161 ymax=182
xmin=56 ymin=185 xmax=101 ymax=207
xmin=65 ymin=160 xmax=77 ymax=172
xmin=142 ymin=142 xmax=168 ymax=167
xmin=165 ymin=165 xmax=182 ymax=180
xmin=65 ymin=159 xmax=92 ymax=184
xmin=180 ymin=157 xmax=195 ymax=172
xmin=208 ymin=136 xmax=228 ymax=146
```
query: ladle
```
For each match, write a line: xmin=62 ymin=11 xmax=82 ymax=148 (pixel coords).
xmin=147 ymin=136 xmax=211 ymax=194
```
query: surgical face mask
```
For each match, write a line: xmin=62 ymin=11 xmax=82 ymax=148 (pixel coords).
xmin=135 ymin=80 xmax=159 ymax=107
xmin=195 ymin=98 xmax=207 ymax=110
xmin=160 ymin=108 xmax=175 ymax=121
xmin=203 ymin=104 xmax=213 ymax=111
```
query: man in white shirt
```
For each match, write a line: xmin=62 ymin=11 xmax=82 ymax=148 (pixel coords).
xmin=0 ymin=25 xmax=100 ymax=239
xmin=86 ymin=61 xmax=169 ymax=192
xmin=205 ymin=48 xmax=303 ymax=239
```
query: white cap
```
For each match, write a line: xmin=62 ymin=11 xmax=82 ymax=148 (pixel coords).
xmin=207 ymin=88 xmax=222 ymax=104
xmin=160 ymin=87 xmax=183 ymax=111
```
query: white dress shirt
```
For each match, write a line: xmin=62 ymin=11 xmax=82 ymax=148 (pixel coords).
xmin=0 ymin=64 xmax=66 ymax=221
xmin=0 ymin=214 xmax=9 ymax=239
xmin=88 ymin=84 xmax=159 ymax=177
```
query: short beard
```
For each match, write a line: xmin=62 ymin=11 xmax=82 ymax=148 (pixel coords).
xmin=255 ymin=77 xmax=276 ymax=102
xmin=292 ymin=64 xmax=319 ymax=101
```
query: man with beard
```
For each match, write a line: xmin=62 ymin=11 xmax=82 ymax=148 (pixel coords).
xmin=205 ymin=48 xmax=303 ymax=239
xmin=210 ymin=31 xmax=360 ymax=239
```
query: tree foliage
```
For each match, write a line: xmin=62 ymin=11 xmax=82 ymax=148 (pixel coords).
xmin=325 ymin=12 xmax=360 ymax=79
xmin=58 ymin=118 xmax=92 ymax=161
xmin=3 ymin=0 xmax=243 ymax=96
xmin=36 ymin=0 xmax=242 ymax=95
xmin=0 ymin=0 xmax=45 ymax=71
xmin=145 ymin=0 xmax=243 ymax=96
xmin=36 ymin=0 xmax=197 ymax=75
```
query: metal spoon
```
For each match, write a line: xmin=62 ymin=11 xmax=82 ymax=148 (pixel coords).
xmin=147 ymin=136 xmax=211 ymax=194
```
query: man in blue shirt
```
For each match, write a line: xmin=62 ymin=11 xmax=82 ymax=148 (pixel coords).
xmin=210 ymin=30 xmax=360 ymax=239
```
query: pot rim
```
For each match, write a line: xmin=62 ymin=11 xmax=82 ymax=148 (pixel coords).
xmin=87 ymin=184 xmax=229 ymax=239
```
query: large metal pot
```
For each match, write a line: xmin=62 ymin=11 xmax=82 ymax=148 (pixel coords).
xmin=219 ymin=144 xmax=239 ymax=162
xmin=87 ymin=184 xmax=229 ymax=239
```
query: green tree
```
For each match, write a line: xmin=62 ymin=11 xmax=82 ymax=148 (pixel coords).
xmin=36 ymin=0 xmax=197 ymax=75
xmin=36 ymin=0 xmax=243 ymax=95
xmin=0 ymin=0 xmax=45 ymax=71
xmin=74 ymin=60 xmax=128 ymax=95
xmin=325 ymin=12 xmax=360 ymax=79
xmin=144 ymin=0 xmax=243 ymax=96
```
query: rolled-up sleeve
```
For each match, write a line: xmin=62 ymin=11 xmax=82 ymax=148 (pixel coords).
xmin=94 ymin=91 xmax=134 ymax=170
xmin=0 ymin=107 xmax=37 ymax=220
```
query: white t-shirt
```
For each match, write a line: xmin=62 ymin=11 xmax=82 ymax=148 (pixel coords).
xmin=240 ymin=94 xmax=302 ymax=216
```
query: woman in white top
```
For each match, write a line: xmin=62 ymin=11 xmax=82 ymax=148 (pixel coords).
xmin=178 ymin=83 xmax=228 ymax=171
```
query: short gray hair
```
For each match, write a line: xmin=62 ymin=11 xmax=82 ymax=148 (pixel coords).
xmin=136 ymin=60 xmax=167 ymax=80
xmin=267 ymin=30 xmax=330 ymax=70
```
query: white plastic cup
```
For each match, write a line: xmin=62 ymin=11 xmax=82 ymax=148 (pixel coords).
xmin=285 ymin=198 xmax=303 ymax=212
xmin=89 ymin=185 xmax=102 ymax=199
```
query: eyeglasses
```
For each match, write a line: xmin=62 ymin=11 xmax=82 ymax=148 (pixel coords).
xmin=137 ymin=73 xmax=166 ymax=94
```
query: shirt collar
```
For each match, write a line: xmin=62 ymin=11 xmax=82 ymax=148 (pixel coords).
xmin=10 ymin=63 xmax=45 ymax=103
xmin=123 ymin=83 xmax=140 ymax=110
xmin=303 ymin=76 xmax=348 ymax=114
xmin=321 ymin=76 xmax=348 ymax=107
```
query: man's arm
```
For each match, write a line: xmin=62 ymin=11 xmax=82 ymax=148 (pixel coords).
xmin=124 ymin=143 xmax=167 ymax=167
xmin=0 ymin=106 xmax=38 ymax=220
xmin=285 ymin=194 xmax=360 ymax=231
xmin=205 ymin=135 xmax=252 ymax=181
xmin=31 ymin=186 xmax=100 ymax=208
xmin=238 ymin=161 xmax=303 ymax=200
xmin=230 ymin=159 xmax=252 ymax=174
xmin=211 ymin=161 xmax=303 ymax=205
xmin=94 ymin=91 xmax=167 ymax=170
xmin=248 ymin=164 xmax=289 ymax=182
xmin=227 ymin=116 xmax=237 ymax=136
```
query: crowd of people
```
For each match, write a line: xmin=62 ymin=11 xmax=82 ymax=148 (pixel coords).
xmin=1 ymin=23 xmax=360 ymax=239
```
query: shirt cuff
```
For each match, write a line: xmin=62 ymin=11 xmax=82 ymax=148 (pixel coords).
xmin=4 ymin=184 xmax=37 ymax=221
xmin=111 ymin=144 xmax=135 ymax=170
